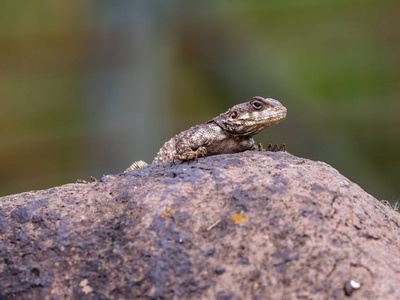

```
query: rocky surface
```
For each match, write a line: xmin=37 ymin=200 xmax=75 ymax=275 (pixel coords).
xmin=1 ymin=151 xmax=399 ymax=299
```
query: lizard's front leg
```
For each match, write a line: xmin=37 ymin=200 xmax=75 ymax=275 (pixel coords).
xmin=173 ymin=127 xmax=211 ymax=164
xmin=258 ymin=143 xmax=286 ymax=152
xmin=173 ymin=146 xmax=207 ymax=164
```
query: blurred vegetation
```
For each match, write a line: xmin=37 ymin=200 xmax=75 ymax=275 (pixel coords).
xmin=0 ymin=1 xmax=399 ymax=202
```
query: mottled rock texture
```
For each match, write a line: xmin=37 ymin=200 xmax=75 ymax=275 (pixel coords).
xmin=1 ymin=151 xmax=399 ymax=299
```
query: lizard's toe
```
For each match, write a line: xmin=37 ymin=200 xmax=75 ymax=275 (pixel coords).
xmin=197 ymin=146 xmax=207 ymax=158
xmin=260 ymin=143 xmax=286 ymax=152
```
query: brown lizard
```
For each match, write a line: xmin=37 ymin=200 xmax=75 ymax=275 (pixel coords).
xmin=126 ymin=96 xmax=287 ymax=171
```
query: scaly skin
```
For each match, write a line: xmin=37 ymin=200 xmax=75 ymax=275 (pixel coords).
xmin=125 ymin=96 xmax=287 ymax=171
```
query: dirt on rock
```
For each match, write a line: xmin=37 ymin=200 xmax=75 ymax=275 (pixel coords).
xmin=0 ymin=151 xmax=399 ymax=299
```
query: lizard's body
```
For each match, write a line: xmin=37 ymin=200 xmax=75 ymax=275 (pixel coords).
xmin=126 ymin=96 xmax=287 ymax=171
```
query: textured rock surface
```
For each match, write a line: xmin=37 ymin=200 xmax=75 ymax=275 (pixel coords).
xmin=1 ymin=151 xmax=399 ymax=299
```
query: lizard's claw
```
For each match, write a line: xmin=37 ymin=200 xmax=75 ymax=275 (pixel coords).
xmin=197 ymin=146 xmax=207 ymax=158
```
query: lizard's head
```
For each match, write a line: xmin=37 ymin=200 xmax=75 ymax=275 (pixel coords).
xmin=214 ymin=96 xmax=287 ymax=136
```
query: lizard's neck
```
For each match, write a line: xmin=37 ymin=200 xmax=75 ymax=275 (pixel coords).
xmin=211 ymin=120 xmax=253 ymax=141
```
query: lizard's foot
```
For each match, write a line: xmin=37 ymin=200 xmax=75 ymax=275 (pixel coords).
xmin=173 ymin=147 xmax=207 ymax=164
xmin=76 ymin=176 xmax=98 ymax=184
xmin=258 ymin=143 xmax=286 ymax=152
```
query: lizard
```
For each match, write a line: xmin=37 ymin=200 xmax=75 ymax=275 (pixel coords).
xmin=125 ymin=96 xmax=287 ymax=171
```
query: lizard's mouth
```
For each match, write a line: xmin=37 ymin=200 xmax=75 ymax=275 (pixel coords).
xmin=272 ymin=109 xmax=287 ymax=122
xmin=265 ymin=110 xmax=286 ymax=122
xmin=232 ymin=113 xmax=286 ymax=136
xmin=279 ymin=111 xmax=287 ymax=120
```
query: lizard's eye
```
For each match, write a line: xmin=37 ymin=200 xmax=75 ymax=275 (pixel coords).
xmin=230 ymin=111 xmax=238 ymax=119
xmin=252 ymin=101 xmax=264 ymax=111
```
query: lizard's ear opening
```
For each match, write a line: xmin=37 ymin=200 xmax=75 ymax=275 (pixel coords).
xmin=230 ymin=111 xmax=238 ymax=119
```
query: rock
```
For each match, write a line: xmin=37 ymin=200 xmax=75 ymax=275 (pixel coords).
xmin=0 ymin=151 xmax=399 ymax=299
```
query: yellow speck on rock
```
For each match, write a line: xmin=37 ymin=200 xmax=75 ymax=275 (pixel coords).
xmin=161 ymin=206 xmax=173 ymax=218
xmin=253 ymin=282 xmax=259 ymax=290
xmin=232 ymin=211 xmax=247 ymax=224
xmin=54 ymin=262 xmax=59 ymax=267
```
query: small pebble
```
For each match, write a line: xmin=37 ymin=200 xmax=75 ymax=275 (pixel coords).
xmin=350 ymin=280 xmax=361 ymax=289
xmin=215 ymin=266 xmax=225 ymax=275
xmin=239 ymin=257 xmax=249 ymax=264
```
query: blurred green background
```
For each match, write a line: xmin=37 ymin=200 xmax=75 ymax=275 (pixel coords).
xmin=0 ymin=1 xmax=399 ymax=202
